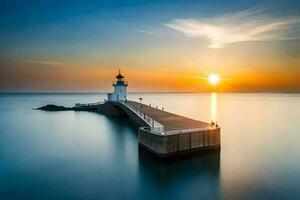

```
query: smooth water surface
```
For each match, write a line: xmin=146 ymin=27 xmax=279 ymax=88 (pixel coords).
xmin=0 ymin=93 xmax=300 ymax=200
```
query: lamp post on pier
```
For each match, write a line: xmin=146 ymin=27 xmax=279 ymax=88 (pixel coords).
xmin=139 ymin=97 xmax=143 ymax=109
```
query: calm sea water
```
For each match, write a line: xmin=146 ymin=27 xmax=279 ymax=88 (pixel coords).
xmin=0 ymin=93 xmax=300 ymax=200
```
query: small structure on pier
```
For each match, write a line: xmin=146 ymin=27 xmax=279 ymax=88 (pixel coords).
xmin=107 ymin=70 xmax=128 ymax=102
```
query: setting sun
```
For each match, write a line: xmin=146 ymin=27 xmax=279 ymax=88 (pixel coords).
xmin=208 ymin=74 xmax=220 ymax=86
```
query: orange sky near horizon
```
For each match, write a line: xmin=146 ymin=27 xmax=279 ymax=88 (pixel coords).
xmin=1 ymin=60 xmax=300 ymax=92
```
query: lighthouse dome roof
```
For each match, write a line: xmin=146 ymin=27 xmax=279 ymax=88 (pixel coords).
xmin=116 ymin=73 xmax=124 ymax=79
xmin=116 ymin=70 xmax=124 ymax=79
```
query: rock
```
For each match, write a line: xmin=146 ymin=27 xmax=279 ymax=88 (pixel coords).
xmin=37 ymin=104 xmax=73 ymax=111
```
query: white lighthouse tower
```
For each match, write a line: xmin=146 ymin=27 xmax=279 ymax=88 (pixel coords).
xmin=107 ymin=70 xmax=128 ymax=102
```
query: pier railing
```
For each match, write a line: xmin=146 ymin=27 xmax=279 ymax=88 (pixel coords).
xmin=165 ymin=126 xmax=219 ymax=135
xmin=75 ymin=101 xmax=104 ymax=108
xmin=120 ymin=101 xmax=164 ymax=134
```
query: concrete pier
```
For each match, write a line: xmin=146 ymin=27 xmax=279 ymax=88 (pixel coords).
xmin=75 ymin=100 xmax=221 ymax=158
xmin=126 ymin=101 xmax=220 ymax=157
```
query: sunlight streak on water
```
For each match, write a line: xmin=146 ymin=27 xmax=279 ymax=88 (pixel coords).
xmin=211 ymin=92 xmax=218 ymax=123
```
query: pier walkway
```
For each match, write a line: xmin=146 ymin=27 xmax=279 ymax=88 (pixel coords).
xmin=117 ymin=100 xmax=220 ymax=157
xmin=122 ymin=101 xmax=212 ymax=134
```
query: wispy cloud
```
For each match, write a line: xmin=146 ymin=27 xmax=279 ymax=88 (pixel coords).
xmin=133 ymin=29 xmax=153 ymax=34
xmin=166 ymin=8 xmax=300 ymax=48
xmin=19 ymin=59 xmax=89 ymax=68
xmin=20 ymin=59 xmax=69 ymax=67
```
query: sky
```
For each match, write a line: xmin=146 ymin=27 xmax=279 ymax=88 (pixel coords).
xmin=0 ymin=0 xmax=300 ymax=92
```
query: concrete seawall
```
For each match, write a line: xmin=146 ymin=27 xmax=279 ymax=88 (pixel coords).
xmin=138 ymin=127 xmax=220 ymax=157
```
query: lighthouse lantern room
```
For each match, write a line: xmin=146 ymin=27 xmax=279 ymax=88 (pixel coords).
xmin=107 ymin=70 xmax=128 ymax=102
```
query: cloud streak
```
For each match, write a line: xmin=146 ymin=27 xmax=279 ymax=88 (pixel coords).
xmin=166 ymin=8 xmax=300 ymax=48
xmin=20 ymin=59 xmax=69 ymax=67
xmin=19 ymin=59 xmax=90 ymax=68
xmin=133 ymin=29 xmax=153 ymax=34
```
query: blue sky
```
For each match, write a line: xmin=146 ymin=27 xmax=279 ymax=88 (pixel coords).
xmin=1 ymin=0 xmax=296 ymax=59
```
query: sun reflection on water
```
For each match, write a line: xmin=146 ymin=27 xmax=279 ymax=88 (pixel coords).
xmin=211 ymin=92 xmax=218 ymax=123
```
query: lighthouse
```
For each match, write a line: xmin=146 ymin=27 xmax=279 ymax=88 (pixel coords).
xmin=107 ymin=70 xmax=128 ymax=102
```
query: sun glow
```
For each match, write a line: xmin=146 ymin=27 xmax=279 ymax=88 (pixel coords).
xmin=208 ymin=74 xmax=220 ymax=86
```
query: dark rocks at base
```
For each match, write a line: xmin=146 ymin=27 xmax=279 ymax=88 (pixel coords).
xmin=37 ymin=104 xmax=73 ymax=111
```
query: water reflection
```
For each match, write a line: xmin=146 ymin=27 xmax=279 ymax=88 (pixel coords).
xmin=2 ymin=93 xmax=300 ymax=200
xmin=211 ymin=92 xmax=218 ymax=123
xmin=137 ymin=148 xmax=221 ymax=200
